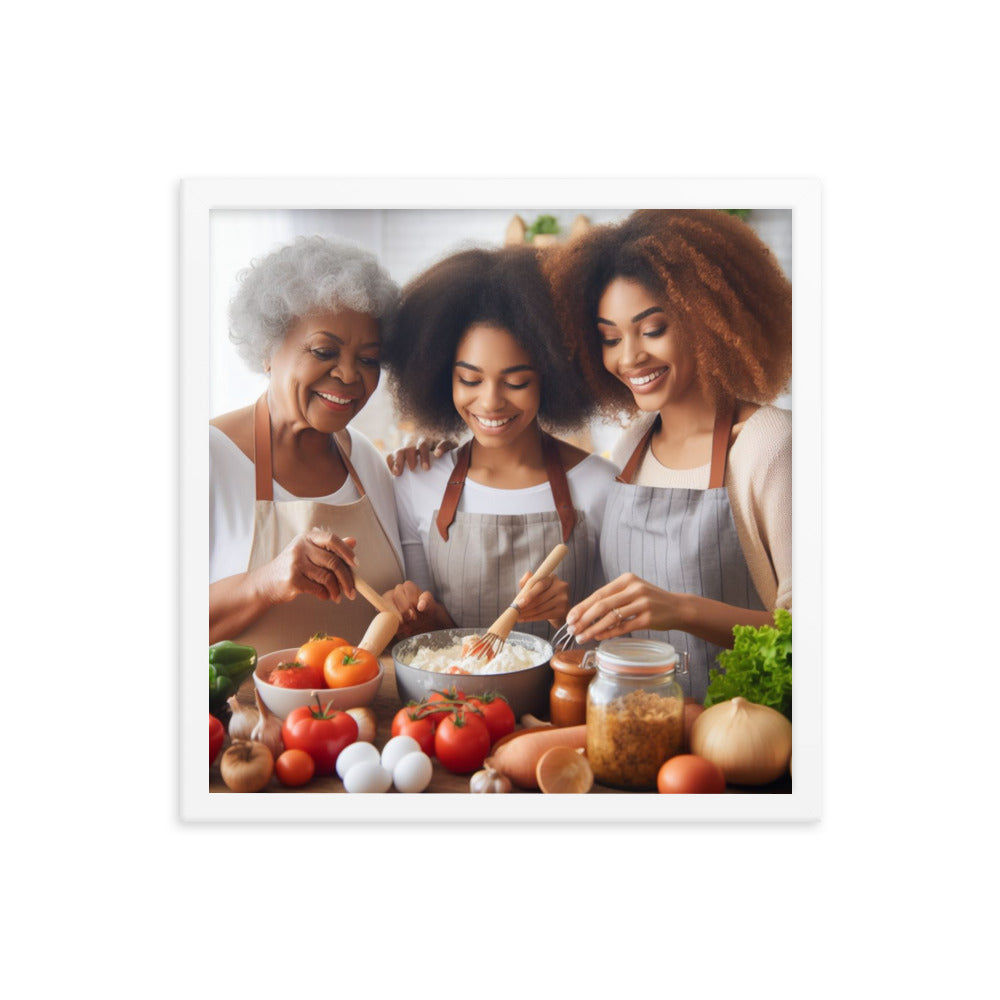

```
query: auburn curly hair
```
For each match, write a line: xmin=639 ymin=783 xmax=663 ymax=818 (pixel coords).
xmin=382 ymin=244 xmax=596 ymax=436
xmin=545 ymin=210 xmax=792 ymax=418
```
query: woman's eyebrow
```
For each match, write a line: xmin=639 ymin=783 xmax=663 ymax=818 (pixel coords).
xmin=596 ymin=305 xmax=666 ymax=327
xmin=313 ymin=331 xmax=380 ymax=350
xmin=454 ymin=361 xmax=535 ymax=374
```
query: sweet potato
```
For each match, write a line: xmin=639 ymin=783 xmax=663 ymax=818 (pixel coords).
xmin=487 ymin=725 xmax=588 ymax=790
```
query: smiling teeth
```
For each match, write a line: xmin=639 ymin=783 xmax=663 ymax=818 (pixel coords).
xmin=475 ymin=416 xmax=514 ymax=428
xmin=318 ymin=391 xmax=352 ymax=405
xmin=629 ymin=369 xmax=666 ymax=386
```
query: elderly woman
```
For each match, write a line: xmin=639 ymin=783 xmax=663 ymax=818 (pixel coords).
xmin=209 ymin=235 xmax=405 ymax=651
xmin=548 ymin=210 xmax=792 ymax=701
xmin=379 ymin=244 xmax=618 ymax=640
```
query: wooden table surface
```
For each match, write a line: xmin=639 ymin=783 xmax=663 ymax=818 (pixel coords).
xmin=209 ymin=656 xmax=790 ymax=795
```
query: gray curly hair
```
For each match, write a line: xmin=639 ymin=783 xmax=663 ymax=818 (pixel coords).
xmin=228 ymin=234 xmax=400 ymax=372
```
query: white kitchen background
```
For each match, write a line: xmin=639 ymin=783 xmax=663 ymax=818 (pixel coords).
xmin=210 ymin=209 xmax=792 ymax=457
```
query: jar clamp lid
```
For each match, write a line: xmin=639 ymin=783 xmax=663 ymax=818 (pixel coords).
xmin=593 ymin=638 xmax=679 ymax=676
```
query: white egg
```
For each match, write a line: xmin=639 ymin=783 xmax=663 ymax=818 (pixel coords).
xmin=392 ymin=751 xmax=433 ymax=794
xmin=335 ymin=741 xmax=380 ymax=780
xmin=381 ymin=735 xmax=421 ymax=773
xmin=342 ymin=761 xmax=393 ymax=793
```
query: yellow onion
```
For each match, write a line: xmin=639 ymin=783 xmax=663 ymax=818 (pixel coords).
xmin=690 ymin=697 xmax=791 ymax=785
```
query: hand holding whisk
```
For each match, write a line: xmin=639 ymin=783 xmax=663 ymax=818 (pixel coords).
xmin=465 ymin=544 xmax=569 ymax=662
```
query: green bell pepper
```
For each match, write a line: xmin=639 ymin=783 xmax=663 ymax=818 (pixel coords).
xmin=208 ymin=641 xmax=257 ymax=715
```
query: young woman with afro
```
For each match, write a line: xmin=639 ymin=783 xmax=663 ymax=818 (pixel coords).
xmin=379 ymin=244 xmax=618 ymax=641
xmin=547 ymin=209 xmax=793 ymax=702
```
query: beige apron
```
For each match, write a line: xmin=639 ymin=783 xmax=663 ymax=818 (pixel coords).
xmin=236 ymin=395 xmax=404 ymax=655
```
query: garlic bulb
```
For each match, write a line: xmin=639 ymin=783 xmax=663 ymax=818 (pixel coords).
xmin=345 ymin=707 xmax=377 ymax=744
xmin=227 ymin=696 xmax=258 ymax=742
xmin=251 ymin=689 xmax=285 ymax=759
xmin=469 ymin=762 xmax=512 ymax=794
xmin=690 ymin=697 xmax=791 ymax=785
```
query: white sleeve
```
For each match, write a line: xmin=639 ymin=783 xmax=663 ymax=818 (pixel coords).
xmin=569 ymin=454 xmax=619 ymax=591
xmin=392 ymin=472 xmax=436 ymax=592
xmin=209 ymin=427 xmax=256 ymax=584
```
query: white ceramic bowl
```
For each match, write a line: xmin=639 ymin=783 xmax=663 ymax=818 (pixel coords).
xmin=252 ymin=647 xmax=384 ymax=720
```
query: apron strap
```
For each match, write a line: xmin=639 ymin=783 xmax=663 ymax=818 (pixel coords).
xmin=616 ymin=421 xmax=657 ymax=485
xmin=708 ymin=405 xmax=736 ymax=489
xmin=616 ymin=405 xmax=737 ymax=488
xmin=253 ymin=394 xmax=274 ymax=501
xmin=435 ymin=434 xmax=577 ymax=542
xmin=333 ymin=431 xmax=367 ymax=497
xmin=253 ymin=393 xmax=367 ymax=502
xmin=435 ymin=440 xmax=473 ymax=541
xmin=542 ymin=433 xmax=577 ymax=542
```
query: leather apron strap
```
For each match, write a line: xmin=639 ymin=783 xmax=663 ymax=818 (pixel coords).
xmin=541 ymin=433 xmax=577 ymax=542
xmin=435 ymin=440 xmax=473 ymax=541
xmin=253 ymin=394 xmax=365 ymax=501
xmin=434 ymin=434 xmax=577 ymax=542
xmin=616 ymin=406 xmax=737 ymax=488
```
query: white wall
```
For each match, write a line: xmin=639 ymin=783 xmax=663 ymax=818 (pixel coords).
xmin=210 ymin=208 xmax=792 ymax=454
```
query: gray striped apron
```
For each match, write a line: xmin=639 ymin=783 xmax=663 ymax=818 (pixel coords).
xmin=428 ymin=435 xmax=596 ymax=641
xmin=600 ymin=408 xmax=765 ymax=701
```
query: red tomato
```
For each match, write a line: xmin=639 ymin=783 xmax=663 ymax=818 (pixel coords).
xmin=323 ymin=645 xmax=379 ymax=688
xmin=209 ymin=714 xmax=225 ymax=765
xmin=281 ymin=699 xmax=359 ymax=775
xmin=296 ymin=634 xmax=349 ymax=671
xmin=391 ymin=707 xmax=437 ymax=756
xmin=275 ymin=748 xmax=316 ymax=787
xmin=423 ymin=687 xmax=466 ymax=729
xmin=466 ymin=694 xmax=516 ymax=745
xmin=657 ymin=754 xmax=727 ymax=794
xmin=267 ymin=660 xmax=325 ymax=689
xmin=434 ymin=710 xmax=491 ymax=774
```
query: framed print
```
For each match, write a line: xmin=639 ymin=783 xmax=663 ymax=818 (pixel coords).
xmin=180 ymin=177 xmax=821 ymax=822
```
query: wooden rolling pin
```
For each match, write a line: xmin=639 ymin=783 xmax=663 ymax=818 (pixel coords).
xmin=357 ymin=609 xmax=402 ymax=658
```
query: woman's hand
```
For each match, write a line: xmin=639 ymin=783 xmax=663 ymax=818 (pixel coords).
xmin=564 ymin=573 xmax=682 ymax=644
xmin=251 ymin=528 xmax=360 ymax=606
xmin=385 ymin=436 xmax=457 ymax=476
xmin=382 ymin=581 xmax=455 ymax=637
xmin=514 ymin=571 xmax=570 ymax=624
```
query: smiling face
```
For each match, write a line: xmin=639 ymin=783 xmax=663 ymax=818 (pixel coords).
xmin=596 ymin=277 xmax=701 ymax=412
xmin=452 ymin=323 xmax=541 ymax=447
xmin=266 ymin=307 xmax=381 ymax=433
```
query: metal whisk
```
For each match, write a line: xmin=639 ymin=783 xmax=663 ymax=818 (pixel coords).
xmin=550 ymin=621 xmax=578 ymax=651
xmin=465 ymin=543 xmax=569 ymax=662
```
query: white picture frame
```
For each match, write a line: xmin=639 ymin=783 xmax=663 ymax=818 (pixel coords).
xmin=180 ymin=177 xmax=821 ymax=823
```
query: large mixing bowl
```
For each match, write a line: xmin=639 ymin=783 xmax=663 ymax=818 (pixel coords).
xmin=391 ymin=628 xmax=554 ymax=720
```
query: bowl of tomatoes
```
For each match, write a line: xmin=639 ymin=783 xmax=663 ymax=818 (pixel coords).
xmin=391 ymin=627 xmax=554 ymax=721
xmin=252 ymin=634 xmax=384 ymax=720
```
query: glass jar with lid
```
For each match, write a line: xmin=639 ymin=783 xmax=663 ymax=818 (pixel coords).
xmin=584 ymin=638 xmax=687 ymax=790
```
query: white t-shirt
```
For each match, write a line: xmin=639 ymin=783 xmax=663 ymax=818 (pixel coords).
xmin=392 ymin=449 xmax=619 ymax=593
xmin=209 ymin=425 xmax=404 ymax=584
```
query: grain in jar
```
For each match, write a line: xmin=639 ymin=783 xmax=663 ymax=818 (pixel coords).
xmin=584 ymin=639 xmax=686 ymax=790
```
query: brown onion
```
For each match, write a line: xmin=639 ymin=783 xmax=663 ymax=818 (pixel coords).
xmin=220 ymin=740 xmax=274 ymax=792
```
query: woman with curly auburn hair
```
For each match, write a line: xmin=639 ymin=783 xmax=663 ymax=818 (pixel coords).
xmin=549 ymin=209 xmax=793 ymax=701
xmin=379 ymin=244 xmax=618 ymax=640
xmin=209 ymin=235 xmax=405 ymax=650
